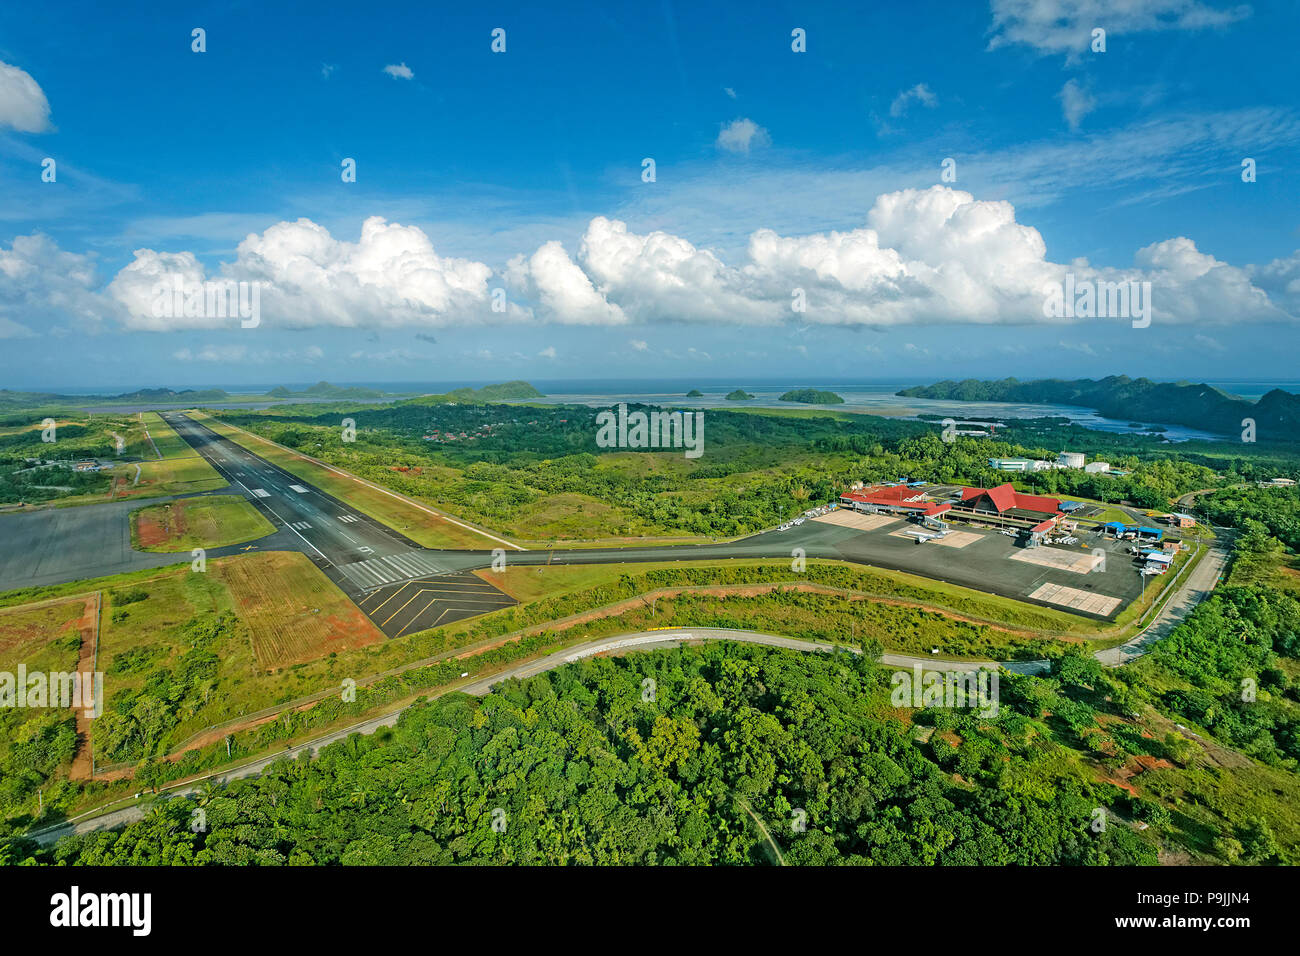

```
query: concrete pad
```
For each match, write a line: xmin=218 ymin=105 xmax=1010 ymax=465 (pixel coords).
xmin=1028 ymin=582 xmax=1121 ymax=615
xmin=814 ymin=510 xmax=900 ymax=532
xmin=1009 ymin=547 xmax=1102 ymax=574
xmin=888 ymin=528 xmax=978 ymax=547
xmin=928 ymin=530 xmax=980 ymax=548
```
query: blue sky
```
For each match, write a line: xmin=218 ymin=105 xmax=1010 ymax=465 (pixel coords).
xmin=1 ymin=0 xmax=1298 ymax=390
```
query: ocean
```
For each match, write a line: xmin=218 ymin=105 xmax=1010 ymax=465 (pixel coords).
xmin=55 ymin=377 xmax=1300 ymax=442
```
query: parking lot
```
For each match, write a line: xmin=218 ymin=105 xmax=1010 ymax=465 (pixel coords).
xmin=789 ymin=512 xmax=1143 ymax=620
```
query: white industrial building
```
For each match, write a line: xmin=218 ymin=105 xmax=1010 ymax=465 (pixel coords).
xmin=1057 ymin=451 xmax=1086 ymax=469
xmin=988 ymin=457 xmax=1055 ymax=472
xmin=1084 ymin=461 xmax=1110 ymax=473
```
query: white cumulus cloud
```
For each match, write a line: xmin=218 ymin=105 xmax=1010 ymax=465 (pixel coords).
xmin=0 ymin=233 xmax=102 ymax=335
xmin=111 ymin=216 xmax=512 ymax=331
xmin=0 ymin=60 xmax=51 ymax=132
xmin=716 ymin=118 xmax=770 ymax=154
xmin=6 ymin=190 xmax=1296 ymax=339
xmin=510 ymin=186 xmax=1291 ymax=328
xmin=504 ymin=240 xmax=627 ymax=325
xmin=383 ymin=62 xmax=414 ymax=80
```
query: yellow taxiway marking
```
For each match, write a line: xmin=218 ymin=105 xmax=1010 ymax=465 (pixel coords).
xmin=361 ymin=579 xmax=511 ymax=614
xmin=380 ymin=587 xmax=429 ymax=627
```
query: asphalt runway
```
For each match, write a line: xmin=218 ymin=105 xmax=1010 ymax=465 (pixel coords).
xmin=0 ymin=412 xmax=1145 ymax=626
xmin=159 ymin=413 xmax=516 ymax=633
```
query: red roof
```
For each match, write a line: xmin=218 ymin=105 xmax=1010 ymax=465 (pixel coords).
xmin=1029 ymin=519 xmax=1056 ymax=533
xmin=841 ymin=485 xmax=931 ymax=509
xmin=922 ymin=503 xmax=952 ymax=516
xmin=960 ymin=483 xmax=1061 ymax=515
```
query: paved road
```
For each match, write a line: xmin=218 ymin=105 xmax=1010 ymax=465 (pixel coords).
xmin=25 ymin=627 xmax=855 ymax=846
xmin=29 ymin=556 xmax=1221 ymax=848
xmin=1095 ymin=543 xmax=1228 ymax=666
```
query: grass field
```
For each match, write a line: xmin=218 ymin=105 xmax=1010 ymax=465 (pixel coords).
xmin=89 ymin=552 xmax=383 ymax=761
xmin=0 ymin=594 xmax=89 ymax=674
xmin=0 ymin=547 xmax=1097 ymax=770
xmin=191 ymin=411 xmax=510 ymax=550
xmin=131 ymin=494 xmax=275 ymax=552
xmin=0 ymin=525 xmax=1192 ymax=784
xmin=0 ymin=594 xmax=91 ymax=820
xmin=212 ymin=551 xmax=385 ymax=670
xmin=138 ymin=411 xmax=190 ymax=459
xmin=17 ymin=411 xmax=227 ymax=510
xmin=472 ymin=558 xmax=1099 ymax=635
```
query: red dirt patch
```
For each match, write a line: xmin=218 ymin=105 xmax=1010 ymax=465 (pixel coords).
xmin=68 ymin=594 xmax=100 ymax=781
xmin=133 ymin=505 xmax=180 ymax=548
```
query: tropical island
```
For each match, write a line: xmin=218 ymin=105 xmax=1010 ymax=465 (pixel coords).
xmin=898 ymin=376 xmax=1300 ymax=438
xmin=441 ymin=380 xmax=544 ymax=402
xmin=725 ymin=389 xmax=755 ymax=401
xmin=686 ymin=389 xmax=703 ymax=397
xmin=779 ymin=388 xmax=844 ymax=405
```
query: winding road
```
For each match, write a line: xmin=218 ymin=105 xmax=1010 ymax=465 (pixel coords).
xmin=27 ymin=536 xmax=1227 ymax=848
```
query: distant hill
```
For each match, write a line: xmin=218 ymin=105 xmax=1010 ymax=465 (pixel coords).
xmin=898 ymin=376 xmax=1300 ymax=438
xmin=301 ymin=381 xmax=384 ymax=399
xmin=0 ymin=386 xmax=232 ymax=410
xmin=780 ymin=388 xmax=844 ymax=405
xmin=113 ymin=386 xmax=233 ymax=402
xmin=443 ymin=381 xmax=545 ymax=402
xmin=686 ymin=389 xmax=703 ymax=397
xmin=400 ymin=381 xmax=546 ymax=407
xmin=725 ymin=389 xmax=754 ymax=401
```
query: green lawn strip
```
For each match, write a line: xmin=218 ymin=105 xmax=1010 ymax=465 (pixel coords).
xmin=130 ymin=495 xmax=275 ymax=552
xmin=139 ymin=411 xmax=199 ymax=460
xmin=191 ymin=412 xmax=506 ymax=549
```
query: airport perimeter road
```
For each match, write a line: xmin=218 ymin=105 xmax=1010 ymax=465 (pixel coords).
xmin=28 ymin=575 xmax=1228 ymax=848
xmin=28 ymin=628 xmax=861 ymax=846
xmin=1095 ymin=544 xmax=1228 ymax=666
